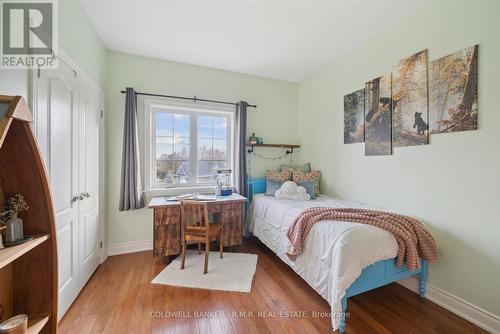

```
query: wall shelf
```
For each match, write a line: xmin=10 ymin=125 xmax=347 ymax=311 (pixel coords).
xmin=0 ymin=234 xmax=49 ymax=269
xmin=246 ymin=143 xmax=300 ymax=154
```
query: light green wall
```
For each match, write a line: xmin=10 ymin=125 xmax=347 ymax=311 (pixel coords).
xmin=59 ymin=0 xmax=107 ymax=89
xmin=106 ymin=51 xmax=298 ymax=245
xmin=297 ymin=0 xmax=500 ymax=316
xmin=0 ymin=0 xmax=106 ymax=95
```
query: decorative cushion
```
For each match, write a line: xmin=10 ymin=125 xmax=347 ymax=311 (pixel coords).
xmin=265 ymin=179 xmax=284 ymax=196
xmin=275 ymin=181 xmax=310 ymax=201
xmin=280 ymin=162 xmax=311 ymax=173
xmin=292 ymin=170 xmax=321 ymax=197
xmin=295 ymin=181 xmax=316 ymax=199
xmin=265 ymin=170 xmax=292 ymax=183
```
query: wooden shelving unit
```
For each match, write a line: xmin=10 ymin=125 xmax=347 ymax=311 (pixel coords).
xmin=246 ymin=143 xmax=300 ymax=154
xmin=0 ymin=96 xmax=57 ymax=333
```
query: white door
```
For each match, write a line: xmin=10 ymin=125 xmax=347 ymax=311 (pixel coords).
xmin=77 ymin=81 xmax=100 ymax=287
xmin=36 ymin=62 xmax=81 ymax=320
xmin=33 ymin=59 xmax=102 ymax=320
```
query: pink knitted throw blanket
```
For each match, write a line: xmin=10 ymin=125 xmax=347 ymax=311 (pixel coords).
xmin=286 ymin=207 xmax=437 ymax=271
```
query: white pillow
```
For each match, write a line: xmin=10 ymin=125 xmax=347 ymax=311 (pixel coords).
xmin=274 ymin=181 xmax=311 ymax=201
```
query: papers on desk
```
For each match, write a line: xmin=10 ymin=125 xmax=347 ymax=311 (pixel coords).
xmin=166 ymin=194 xmax=217 ymax=201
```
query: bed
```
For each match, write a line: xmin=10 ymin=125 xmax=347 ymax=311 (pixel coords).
xmin=247 ymin=178 xmax=428 ymax=333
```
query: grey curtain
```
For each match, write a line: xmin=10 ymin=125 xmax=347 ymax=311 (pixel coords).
xmin=234 ymin=101 xmax=249 ymax=237
xmin=119 ymin=87 xmax=145 ymax=211
xmin=234 ymin=101 xmax=248 ymax=197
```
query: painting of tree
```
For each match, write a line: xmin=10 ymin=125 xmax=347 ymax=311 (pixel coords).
xmin=344 ymin=89 xmax=365 ymax=144
xmin=429 ymin=45 xmax=478 ymax=134
xmin=392 ymin=49 xmax=429 ymax=147
xmin=365 ymin=74 xmax=392 ymax=156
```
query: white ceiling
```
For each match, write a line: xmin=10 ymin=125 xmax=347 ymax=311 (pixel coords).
xmin=79 ymin=0 xmax=427 ymax=82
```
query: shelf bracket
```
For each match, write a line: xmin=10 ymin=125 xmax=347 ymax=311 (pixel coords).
xmin=247 ymin=146 xmax=254 ymax=153
xmin=285 ymin=147 xmax=294 ymax=155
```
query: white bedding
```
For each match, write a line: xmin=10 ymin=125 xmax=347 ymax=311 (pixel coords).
xmin=248 ymin=194 xmax=399 ymax=331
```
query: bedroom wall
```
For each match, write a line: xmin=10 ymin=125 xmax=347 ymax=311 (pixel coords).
xmin=0 ymin=0 xmax=106 ymax=95
xmin=297 ymin=0 xmax=500 ymax=319
xmin=106 ymin=51 xmax=298 ymax=246
xmin=59 ymin=0 xmax=107 ymax=89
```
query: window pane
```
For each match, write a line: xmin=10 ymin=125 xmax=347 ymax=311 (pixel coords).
xmin=198 ymin=138 xmax=212 ymax=160
xmin=212 ymin=116 xmax=227 ymax=139
xmin=156 ymin=138 xmax=173 ymax=159
xmin=198 ymin=115 xmax=212 ymax=138
xmin=213 ymin=139 xmax=227 ymax=160
xmin=155 ymin=112 xmax=173 ymax=136
xmin=172 ymin=160 xmax=190 ymax=184
xmin=173 ymin=137 xmax=189 ymax=160
xmin=157 ymin=160 xmax=190 ymax=185
xmin=212 ymin=160 xmax=227 ymax=170
xmin=174 ymin=114 xmax=190 ymax=137
xmin=197 ymin=160 xmax=215 ymax=183
xmin=156 ymin=160 xmax=174 ymax=184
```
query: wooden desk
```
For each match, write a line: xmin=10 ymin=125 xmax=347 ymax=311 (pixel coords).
xmin=148 ymin=194 xmax=247 ymax=257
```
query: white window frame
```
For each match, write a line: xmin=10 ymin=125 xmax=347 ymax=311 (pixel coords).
xmin=143 ymin=98 xmax=235 ymax=196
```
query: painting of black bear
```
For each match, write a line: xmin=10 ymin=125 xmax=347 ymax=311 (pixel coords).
xmin=392 ymin=49 xmax=429 ymax=146
xmin=344 ymin=89 xmax=365 ymax=144
xmin=365 ymin=74 xmax=392 ymax=156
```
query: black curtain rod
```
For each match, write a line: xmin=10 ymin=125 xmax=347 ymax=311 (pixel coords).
xmin=120 ymin=90 xmax=257 ymax=108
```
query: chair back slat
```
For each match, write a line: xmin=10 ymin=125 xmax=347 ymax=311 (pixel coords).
xmin=181 ymin=200 xmax=210 ymax=234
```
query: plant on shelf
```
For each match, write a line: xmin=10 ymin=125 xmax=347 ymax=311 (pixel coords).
xmin=3 ymin=194 xmax=29 ymax=243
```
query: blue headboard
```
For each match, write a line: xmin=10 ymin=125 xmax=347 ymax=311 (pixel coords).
xmin=247 ymin=178 xmax=266 ymax=202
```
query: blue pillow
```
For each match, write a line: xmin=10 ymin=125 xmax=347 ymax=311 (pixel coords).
xmin=296 ymin=181 xmax=316 ymax=199
xmin=265 ymin=179 xmax=284 ymax=196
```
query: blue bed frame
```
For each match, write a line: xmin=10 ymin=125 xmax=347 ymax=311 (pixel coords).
xmin=247 ymin=178 xmax=428 ymax=333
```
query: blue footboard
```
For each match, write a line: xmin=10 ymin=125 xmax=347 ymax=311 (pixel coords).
xmin=247 ymin=178 xmax=428 ymax=333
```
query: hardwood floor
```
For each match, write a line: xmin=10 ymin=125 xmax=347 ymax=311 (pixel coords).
xmin=59 ymin=238 xmax=487 ymax=334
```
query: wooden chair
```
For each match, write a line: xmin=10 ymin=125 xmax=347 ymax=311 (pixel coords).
xmin=180 ymin=200 xmax=223 ymax=274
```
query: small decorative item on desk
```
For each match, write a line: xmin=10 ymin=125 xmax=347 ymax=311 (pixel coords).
xmin=256 ymin=137 xmax=264 ymax=144
xmin=249 ymin=133 xmax=258 ymax=145
xmin=0 ymin=314 xmax=28 ymax=334
xmin=216 ymin=168 xmax=233 ymax=196
xmin=3 ymin=194 xmax=30 ymax=246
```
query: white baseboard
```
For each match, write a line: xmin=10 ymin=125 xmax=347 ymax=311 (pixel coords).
xmin=398 ymin=277 xmax=500 ymax=333
xmin=108 ymin=239 xmax=153 ymax=256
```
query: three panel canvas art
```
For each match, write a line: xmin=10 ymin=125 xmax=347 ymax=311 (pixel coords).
xmin=343 ymin=45 xmax=478 ymax=156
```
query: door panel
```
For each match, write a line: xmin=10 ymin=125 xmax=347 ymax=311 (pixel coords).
xmin=57 ymin=220 xmax=75 ymax=289
xmin=84 ymin=208 xmax=99 ymax=260
xmin=50 ymin=79 xmax=73 ymax=213
xmin=41 ymin=62 xmax=81 ymax=320
xmin=78 ymin=82 xmax=100 ymax=287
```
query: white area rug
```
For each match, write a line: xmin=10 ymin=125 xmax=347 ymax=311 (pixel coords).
xmin=151 ymin=250 xmax=258 ymax=293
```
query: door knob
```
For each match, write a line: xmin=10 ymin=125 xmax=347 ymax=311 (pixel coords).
xmin=83 ymin=192 xmax=90 ymax=197
xmin=72 ymin=194 xmax=80 ymax=202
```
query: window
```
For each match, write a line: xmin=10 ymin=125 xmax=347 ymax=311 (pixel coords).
xmin=146 ymin=101 xmax=233 ymax=192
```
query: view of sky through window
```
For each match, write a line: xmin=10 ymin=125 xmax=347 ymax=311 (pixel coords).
xmin=153 ymin=108 xmax=230 ymax=187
